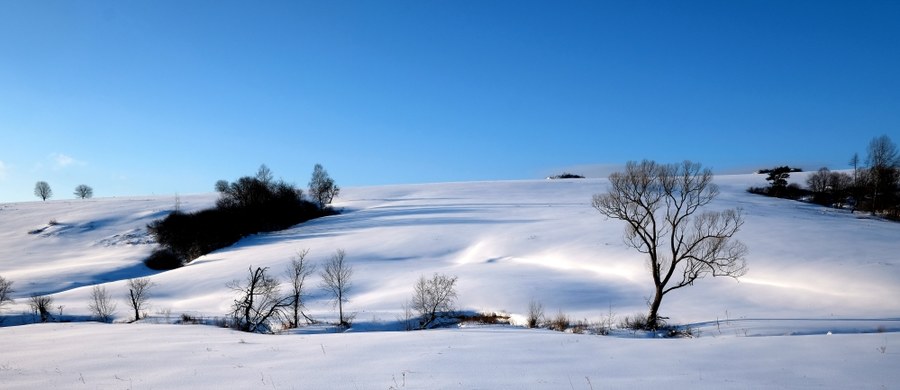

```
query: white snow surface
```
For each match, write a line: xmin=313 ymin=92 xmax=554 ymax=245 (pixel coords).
xmin=1 ymin=174 xmax=898 ymax=388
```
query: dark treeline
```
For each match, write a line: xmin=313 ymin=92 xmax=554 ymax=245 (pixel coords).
xmin=749 ymin=135 xmax=900 ymax=220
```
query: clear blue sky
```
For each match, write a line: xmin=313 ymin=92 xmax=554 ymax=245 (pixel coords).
xmin=1 ymin=1 xmax=898 ymax=202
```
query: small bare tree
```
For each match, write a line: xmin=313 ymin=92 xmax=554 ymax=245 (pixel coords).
xmin=592 ymin=160 xmax=747 ymax=329
xmin=29 ymin=294 xmax=54 ymax=322
xmin=34 ymin=181 xmax=52 ymax=201
xmin=228 ymin=266 xmax=290 ymax=333
xmin=284 ymin=249 xmax=316 ymax=328
xmin=73 ymin=184 xmax=93 ymax=199
xmin=412 ymin=273 xmax=458 ymax=329
xmin=399 ymin=300 xmax=415 ymax=331
xmin=320 ymin=249 xmax=352 ymax=326
xmin=88 ymin=285 xmax=117 ymax=322
xmin=525 ymin=299 xmax=544 ymax=329
xmin=0 ymin=276 xmax=14 ymax=313
xmin=126 ymin=278 xmax=154 ymax=321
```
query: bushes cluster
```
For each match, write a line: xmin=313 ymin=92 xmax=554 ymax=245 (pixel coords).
xmin=548 ymin=172 xmax=585 ymax=179
xmin=749 ymin=136 xmax=900 ymax=220
xmin=146 ymin=166 xmax=334 ymax=269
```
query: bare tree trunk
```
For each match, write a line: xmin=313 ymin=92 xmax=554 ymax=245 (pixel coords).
xmin=647 ymin=287 xmax=663 ymax=329
xmin=130 ymin=290 xmax=140 ymax=321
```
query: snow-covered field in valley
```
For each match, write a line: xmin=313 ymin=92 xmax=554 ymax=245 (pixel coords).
xmin=1 ymin=173 xmax=898 ymax=388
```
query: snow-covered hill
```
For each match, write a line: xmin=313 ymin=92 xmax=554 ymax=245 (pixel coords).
xmin=1 ymin=174 xmax=898 ymax=388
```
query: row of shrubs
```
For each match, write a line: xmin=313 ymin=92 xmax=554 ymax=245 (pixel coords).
xmin=523 ymin=299 xmax=695 ymax=337
xmin=146 ymin=166 xmax=337 ymax=269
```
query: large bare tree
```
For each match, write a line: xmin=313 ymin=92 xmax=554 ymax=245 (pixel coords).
xmin=592 ymin=160 xmax=747 ymax=329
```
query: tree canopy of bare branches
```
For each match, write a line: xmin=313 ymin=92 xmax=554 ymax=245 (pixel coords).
xmin=320 ymin=249 xmax=352 ymax=326
xmin=29 ymin=295 xmax=54 ymax=322
xmin=592 ymin=160 xmax=748 ymax=329
xmin=74 ymin=184 xmax=93 ymax=199
xmin=866 ymin=135 xmax=900 ymax=213
xmin=34 ymin=181 xmax=52 ymax=201
xmin=412 ymin=273 xmax=458 ymax=329
xmin=126 ymin=278 xmax=154 ymax=321
xmin=88 ymin=285 xmax=117 ymax=322
xmin=0 ymin=275 xmax=14 ymax=312
xmin=284 ymin=249 xmax=316 ymax=328
xmin=308 ymin=163 xmax=340 ymax=208
xmin=228 ymin=266 xmax=290 ymax=333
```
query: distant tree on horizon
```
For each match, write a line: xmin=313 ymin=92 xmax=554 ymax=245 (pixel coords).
xmin=74 ymin=184 xmax=93 ymax=199
xmin=214 ymin=179 xmax=229 ymax=193
xmin=256 ymin=164 xmax=274 ymax=187
xmin=308 ymin=163 xmax=340 ymax=208
xmin=34 ymin=181 xmax=52 ymax=201
xmin=763 ymin=166 xmax=793 ymax=191
xmin=548 ymin=173 xmax=585 ymax=179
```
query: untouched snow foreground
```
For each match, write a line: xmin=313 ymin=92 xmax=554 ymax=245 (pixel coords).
xmin=1 ymin=174 xmax=899 ymax=388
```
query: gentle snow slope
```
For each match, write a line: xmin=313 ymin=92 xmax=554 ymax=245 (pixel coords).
xmin=1 ymin=174 xmax=898 ymax=388
xmin=2 ymin=175 xmax=898 ymax=326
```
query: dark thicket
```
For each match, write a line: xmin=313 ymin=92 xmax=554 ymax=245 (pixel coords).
xmin=806 ymin=168 xmax=853 ymax=208
xmin=548 ymin=173 xmax=585 ymax=179
xmin=747 ymin=136 xmax=900 ymax=221
xmin=146 ymin=166 xmax=334 ymax=268
xmin=748 ymin=166 xmax=808 ymax=200
xmin=865 ymin=135 xmax=900 ymax=216
xmin=144 ymin=248 xmax=183 ymax=270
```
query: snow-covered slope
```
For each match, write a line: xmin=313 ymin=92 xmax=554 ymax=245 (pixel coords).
xmin=3 ymin=174 xmax=898 ymax=325
xmin=1 ymin=174 xmax=898 ymax=388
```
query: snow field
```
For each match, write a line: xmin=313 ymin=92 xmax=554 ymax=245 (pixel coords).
xmin=1 ymin=174 xmax=899 ymax=388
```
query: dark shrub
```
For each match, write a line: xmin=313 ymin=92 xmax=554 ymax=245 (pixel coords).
xmin=144 ymin=248 xmax=183 ymax=270
xmin=549 ymin=173 xmax=585 ymax=179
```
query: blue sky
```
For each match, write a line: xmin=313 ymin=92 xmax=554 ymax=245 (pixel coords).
xmin=1 ymin=1 xmax=898 ymax=202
